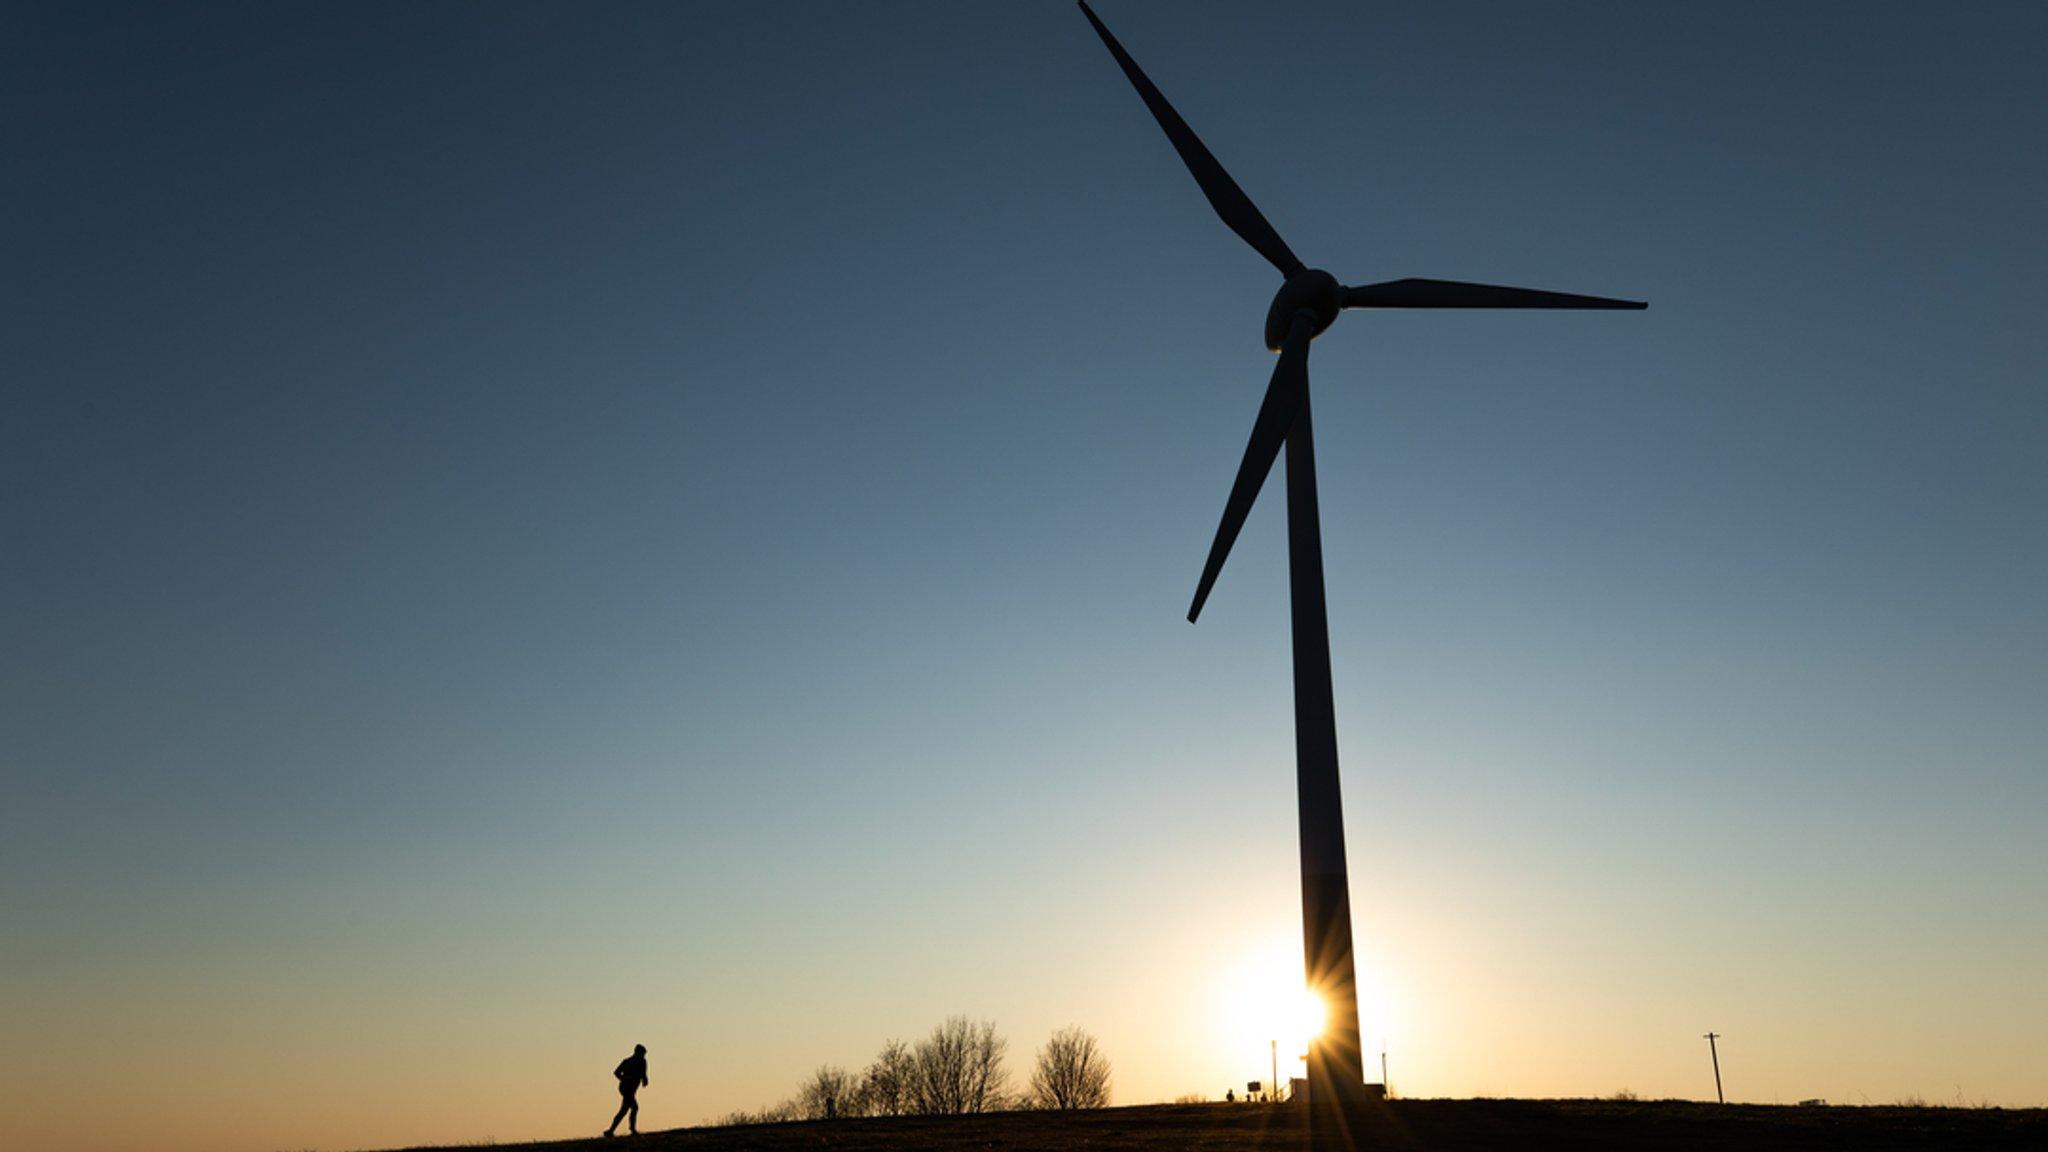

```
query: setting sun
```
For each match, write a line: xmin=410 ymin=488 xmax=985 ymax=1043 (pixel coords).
xmin=1287 ymin=985 xmax=1329 ymax=1044
xmin=1212 ymin=934 xmax=1332 ymax=1090
xmin=1204 ymin=918 xmax=1408 ymax=1098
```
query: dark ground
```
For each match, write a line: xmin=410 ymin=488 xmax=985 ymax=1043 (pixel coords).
xmin=387 ymin=1099 xmax=2048 ymax=1152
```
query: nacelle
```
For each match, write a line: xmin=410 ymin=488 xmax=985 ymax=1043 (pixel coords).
xmin=1264 ymin=268 xmax=1341 ymax=351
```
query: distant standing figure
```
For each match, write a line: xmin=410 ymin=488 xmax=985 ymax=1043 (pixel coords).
xmin=605 ymin=1044 xmax=649 ymax=1137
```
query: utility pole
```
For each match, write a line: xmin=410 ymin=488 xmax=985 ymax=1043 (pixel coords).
xmin=1704 ymin=1032 xmax=1724 ymax=1104
xmin=1381 ymin=1040 xmax=1388 ymax=1094
xmin=1271 ymin=1040 xmax=1279 ymax=1103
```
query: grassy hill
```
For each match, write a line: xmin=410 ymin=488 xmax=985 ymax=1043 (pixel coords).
xmin=386 ymin=1098 xmax=2048 ymax=1152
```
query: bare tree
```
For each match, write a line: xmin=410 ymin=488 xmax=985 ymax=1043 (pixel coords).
xmin=1029 ymin=1026 xmax=1112 ymax=1109
xmin=910 ymin=1016 xmax=1009 ymax=1115
xmin=862 ymin=1038 xmax=915 ymax=1117
xmin=796 ymin=1064 xmax=858 ymax=1120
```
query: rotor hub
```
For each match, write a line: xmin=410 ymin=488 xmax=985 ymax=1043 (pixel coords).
xmin=1264 ymin=268 xmax=1341 ymax=351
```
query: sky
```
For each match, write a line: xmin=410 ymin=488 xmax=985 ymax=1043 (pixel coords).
xmin=4 ymin=2 xmax=2045 ymax=1149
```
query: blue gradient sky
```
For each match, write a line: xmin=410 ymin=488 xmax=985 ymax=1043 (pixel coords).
xmin=5 ymin=3 xmax=2045 ymax=1150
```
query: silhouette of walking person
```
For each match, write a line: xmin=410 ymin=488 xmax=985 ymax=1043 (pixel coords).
xmin=605 ymin=1044 xmax=649 ymax=1137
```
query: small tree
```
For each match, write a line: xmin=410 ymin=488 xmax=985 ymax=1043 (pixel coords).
xmin=862 ymin=1038 xmax=915 ymax=1117
xmin=910 ymin=1016 xmax=1009 ymax=1115
xmin=796 ymin=1064 xmax=858 ymax=1120
xmin=1029 ymin=1026 xmax=1112 ymax=1109
xmin=716 ymin=1097 xmax=799 ymax=1126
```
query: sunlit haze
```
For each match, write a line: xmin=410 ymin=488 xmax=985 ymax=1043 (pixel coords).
xmin=5 ymin=4 xmax=2046 ymax=1152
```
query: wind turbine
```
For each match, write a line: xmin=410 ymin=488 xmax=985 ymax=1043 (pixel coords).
xmin=1077 ymin=1 xmax=1645 ymax=1108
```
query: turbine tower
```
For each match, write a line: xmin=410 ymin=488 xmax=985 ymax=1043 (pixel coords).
xmin=1077 ymin=2 xmax=1645 ymax=1107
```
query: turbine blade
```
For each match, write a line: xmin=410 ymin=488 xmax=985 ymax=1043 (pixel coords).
xmin=1343 ymin=278 xmax=1647 ymax=310
xmin=1079 ymin=1 xmax=1304 ymax=279
xmin=1189 ymin=312 xmax=1316 ymax=623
